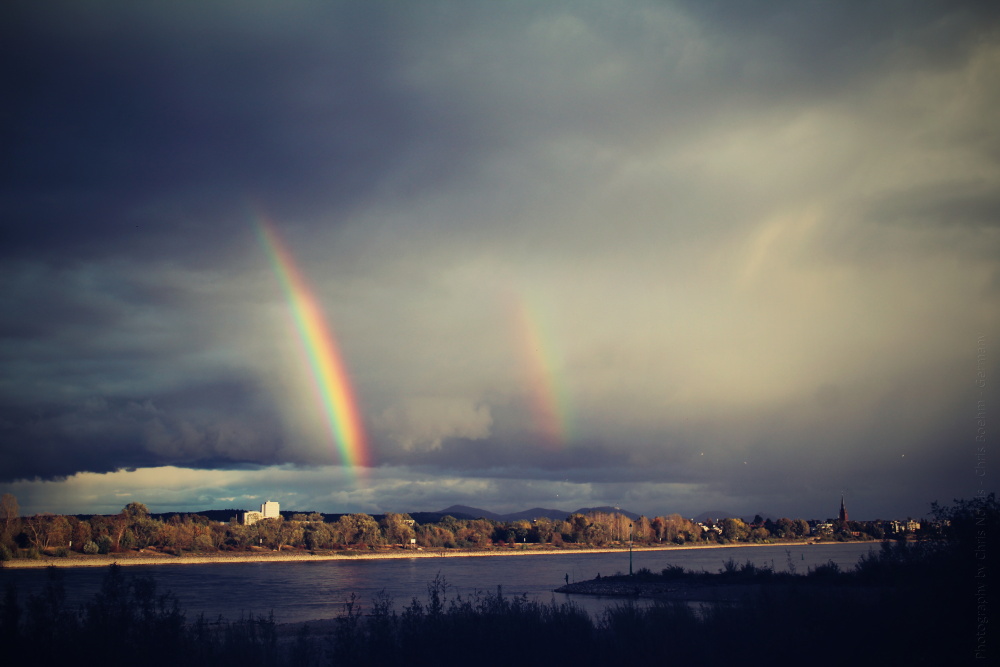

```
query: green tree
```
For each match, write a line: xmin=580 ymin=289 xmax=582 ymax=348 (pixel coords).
xmin=721 ymin=518 xmax=750 ymax=542
xmin=95 ymin=534 xmax=114 ymax=554
xmin=633 ymin=516 xmax=653 ymax=543
xmin=24 ymin=514 xmax=71 ymax=550
xmin=567 ymin=514 xmax=589 ymax=543
xmin=70 ymin=518 xmax=92 ymax=552
xmin=254 ymin=518 xmax=282 ymax=549
xmin=932 ymin=492 xmax=1000 ymax=560
xmin=120 ymin=529 xmax=137 ymax=550
xmin=456 ymin=519 xmax=495 ymax=547
xmin=774 ymin=517 xmax=796 ymax=538
xmin=192 ymin=534 xmax=213 ymax=552
xmin=510 ymin=520 xmax=532 ymax=543
xmin=379 ymin=513 xmax=415 ymax=545
xmin=415 ymin=524 xmax=455 ymax=548
xmin=650 ymin=516 xmax=667 ymax=542
xmin=224 ymin=523 xmax=252 ymax=550
xmin=121 ymin=502 xmax=150 ymax=521
xmin=529 ymin=518 xmax=555 ymax=544
xmin=0 ymin=493 xmax=19 ymax=551
xmin=111 ymin=504 xmax=157 ymax=551
xmin=866 ymin=521 xmax=886 ymax=540
xmin=1 ymin=493 xmax=18 ymax=533
xmin=553 ymin=519 xmax=572 ymax=543
xmin=303 ymin=525 xmax=323 ymax=551
xmin=337 ymin=514 xmax=382 ymax=546
xmin=277 ymin=521 xmax=304 ymax=549
xmin=584 ymin=521 xmax=610 ymax=546
xmin=209 ymin=523 xmax=229 ymax=550
xmin=133 ymin=518 xmax=162 ymax=549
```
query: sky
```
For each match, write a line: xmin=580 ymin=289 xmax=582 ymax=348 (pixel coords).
xmin=2 ymin=1 xmax=998 ymax=521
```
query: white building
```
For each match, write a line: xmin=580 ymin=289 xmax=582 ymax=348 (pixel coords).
xmin=262 ymin=500 xmax=280 ymax=519
xmin=242 ymin=511 xmax=263 ymax=525
xmin=243 ymin=500 xmax=280 ymax=525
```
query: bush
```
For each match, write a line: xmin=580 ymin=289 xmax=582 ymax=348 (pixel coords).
xmin=807 ymin=560 xmax=841 ymax=578
xmin=660 ymin=564 xmax=687 ymax=579
xmin=120 ymin=531 xmax=137 ymax=550
xmin=0 ymin=544 xmax=12 ymax=561
xmin=95 ymin=535 xmax=113 ymax=555
xmin=53 ymin=547 xmax=69 ymax=558
xmin=82 ymin=541 xmax=99 ymax=555
xmin=192 ymin=535 xmax=213 ymax=552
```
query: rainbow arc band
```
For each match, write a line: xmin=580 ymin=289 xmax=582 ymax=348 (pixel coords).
xmin=513 ymin=297 xmax=571 ymax=447
xmin=256 ymin=216 xmax=370 ymax=470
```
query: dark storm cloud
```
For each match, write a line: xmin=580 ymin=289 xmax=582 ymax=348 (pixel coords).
xmin=0 ymin=376 xmax=298 ymax=481
xmin=2 ymin=1 xmax=463 ymax=265
xmin=1 ymin=1 xmax=998 ymax=519
xmin=0 ymin=1 xmax=445 ymax=480
xmin=867 ymin=181 xmax=1000 ymax=231
xmin=675 ymin=0 xmax=1000 ymax=81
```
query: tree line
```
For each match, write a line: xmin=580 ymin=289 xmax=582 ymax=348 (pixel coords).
xmin=2 ymin=495 xmax=993 ymax=666
xmin=0 ymin=492 xmax=903 ymax=561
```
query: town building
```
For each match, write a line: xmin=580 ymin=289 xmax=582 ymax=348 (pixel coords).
xmin=812 ymin=522 xmax=834 ymax=535
xmin=262 ymin=500 xmax=280 ymax=519
xmin=242 ymin=511 xmax=263 ymax=525
xmin=242 ymin=500 xmax=280 ymax=526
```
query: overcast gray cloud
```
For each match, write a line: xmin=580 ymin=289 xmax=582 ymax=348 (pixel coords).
xmin=1 ymin=0 xmax=998 ymax=520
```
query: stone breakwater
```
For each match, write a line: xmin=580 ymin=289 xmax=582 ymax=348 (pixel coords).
xmin=555 ymin=578 xmax=771 ymax=602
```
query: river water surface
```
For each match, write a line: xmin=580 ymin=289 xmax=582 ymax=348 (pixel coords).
xmin=0 ymin=542 xmax=878 ymax=623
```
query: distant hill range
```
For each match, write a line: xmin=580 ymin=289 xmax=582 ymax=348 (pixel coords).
xmin=426 ymin=504 xmax=642 ymax=523
xmin=432 ymin=506 xmax=779 ymax=523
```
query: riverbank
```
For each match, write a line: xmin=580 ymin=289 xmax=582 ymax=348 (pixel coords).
xmin=1 ymin=539 xmax=869 ymax=569
xmin=555 ymin=552 xmax=892 ymax=604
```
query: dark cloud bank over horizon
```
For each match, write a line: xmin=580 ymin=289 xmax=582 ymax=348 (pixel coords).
xmin=1 ymin=1 xmax=998 ymax=519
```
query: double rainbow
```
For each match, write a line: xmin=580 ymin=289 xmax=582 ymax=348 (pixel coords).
xmin=256 ymin=216 xmax=370 ymax=470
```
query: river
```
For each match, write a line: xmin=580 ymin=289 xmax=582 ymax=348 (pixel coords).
xmin=0 ymin=542 xmax=878 ymax=623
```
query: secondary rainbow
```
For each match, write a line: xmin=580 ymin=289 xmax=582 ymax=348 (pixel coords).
xmin=512 ymin=296 xmax=572 ymax=447
xmin=256 ymin=216 xmax=370 ymax=470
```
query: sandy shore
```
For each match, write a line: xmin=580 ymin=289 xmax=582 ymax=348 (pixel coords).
xmin=0 ymin=540 xmax=861 ymax=570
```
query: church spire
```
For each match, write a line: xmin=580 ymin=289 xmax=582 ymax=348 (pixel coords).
xmin=839 ymin=495 xmax=848 ymax=523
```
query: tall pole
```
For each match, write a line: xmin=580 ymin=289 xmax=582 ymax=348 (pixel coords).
xmin=629 ymin=522 xmax=633 ymax=576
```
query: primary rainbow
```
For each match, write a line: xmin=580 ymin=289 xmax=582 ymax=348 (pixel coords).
xmin=256 ymin=216 xmax=370 ymax=470
xmin=513 ymin=296 xmax=572 ymax=447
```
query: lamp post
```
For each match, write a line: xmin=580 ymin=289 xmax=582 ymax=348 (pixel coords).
xmin=629 ymin=522 xmax=633 ymax=576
